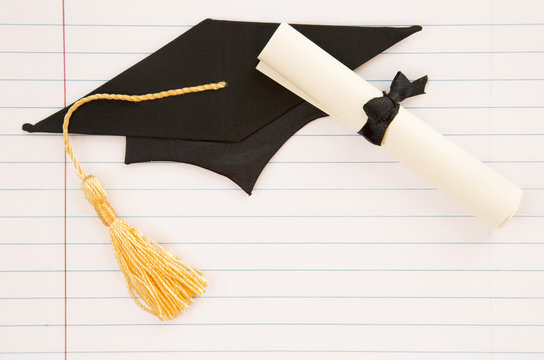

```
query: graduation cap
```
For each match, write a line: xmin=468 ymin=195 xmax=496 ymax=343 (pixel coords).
xmin=24 ymin=18 xmax=421 ymax=194
xmin=22 ymin=19 xmax=421 ymax=319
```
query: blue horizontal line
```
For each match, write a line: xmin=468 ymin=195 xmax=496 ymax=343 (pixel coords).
xmin=0 ymin=161 xmax=121 ymax=164
xmin=0 ymin=22 xmax=243 ymax=27
xmin=0 ymin=187 xmax=439 ymax=191
xmin=0 ymin=187 xmax=438 ymax=191
xmin=1 ymin=160 xmax=543 ymax=164
xmin=2 ymin=268 xmax=544 ymax=273
xmin=0 ymin=78 xmax=108 ymax=82
xmin=2 ymin=349 xmax=544 ymax=355
xmin=0 ymin=214 xmax=541 ymax=219
xmin=1 ymin=22 xmax=544 ymax=27
xmin=2 ymin=77 xmax=544 ymax=82
xmin=382 ymin=50 xmax=544 ymax=55
xmin=408 ymin=105 xmax=544 ymax=109
xmin=2 ymin=295 xmax=544 ymax=300
xmin=3 ymin=105 xmax=543 ymax=110
xmin=0 ymin=23 xmax=193 ymax=27
xmin=1 ymin=349 xmax=544 ymax=355
xmin=7 ymin=133 xmax=544 ymax=137
xmin=0 ymin=50 xmax=151 ymax=55
xmin=0 ymin=106 xmax=62 ymax=109
xmin=3 ymin=105 xmax=544 ymax=110
xmin=294 ymin=134 xmax=544 ymax=137
xmin=2 ymin=322 xmax=544 ymax=327
xmin=2 ymin=187 xmax=543 ymax=192
xmin=0 ymin=187 xmax=437 ymax=191
xmin=444 ymin=133 xmax=544 ymax=136
xmin=275 ymin=160 xmax=543 ymax=164
xmin=0 ymin=215 xmax=479 ymax=219
xmin=2 ymin=50 xmax=544 ymax=55
xmin=1 ymin=215 xmax=541 ymax=219
xmin=2 ymin=241 xmax=544 ymax=246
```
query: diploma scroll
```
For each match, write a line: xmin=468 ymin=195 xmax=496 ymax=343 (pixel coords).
xmin=257 ymin=23 xmax=522 ymax=227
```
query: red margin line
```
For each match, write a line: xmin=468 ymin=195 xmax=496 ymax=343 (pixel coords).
xmin=61 ymin=0 xmax=67 ymax=359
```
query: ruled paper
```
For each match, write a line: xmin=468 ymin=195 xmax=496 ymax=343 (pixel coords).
xmin=1 ymin=0 xmax=544 ymax=359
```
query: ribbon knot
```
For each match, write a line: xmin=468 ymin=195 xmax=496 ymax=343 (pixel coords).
xmin=359 ymin=71 xmax=428 ymax=145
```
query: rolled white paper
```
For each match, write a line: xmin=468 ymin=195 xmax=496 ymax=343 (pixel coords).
xmin=257 ymin=23 xmax=522 ymax=227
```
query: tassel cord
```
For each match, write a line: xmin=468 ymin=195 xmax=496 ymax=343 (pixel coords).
xmin=62 ymin=82 xmax=227 ymax=180
xmin=61 ymin=81 xmax=227 ymax=320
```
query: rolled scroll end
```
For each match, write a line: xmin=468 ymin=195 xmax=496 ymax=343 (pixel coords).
xmin=495 ymin=188 xmax=523 ymax=228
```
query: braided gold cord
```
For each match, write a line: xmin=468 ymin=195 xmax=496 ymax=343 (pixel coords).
xmin=63 ymin=81 xmax=227 ymax=179
xmin=62 ymin=81 xmax=226 ymax=320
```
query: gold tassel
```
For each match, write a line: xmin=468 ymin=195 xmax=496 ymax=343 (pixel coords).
xmin=62 ymin=82 xmax=227 ymax=320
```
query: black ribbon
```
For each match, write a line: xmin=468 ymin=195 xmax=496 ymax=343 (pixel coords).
xmin=359 ymin=71 xmax=428 ymax=146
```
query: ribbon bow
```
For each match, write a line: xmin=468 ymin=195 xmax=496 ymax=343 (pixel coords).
xmin=359 ymin=71 xmax=428 ymax=145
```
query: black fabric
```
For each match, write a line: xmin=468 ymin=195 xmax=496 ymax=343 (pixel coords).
xmin=22 ymin=19 xmax=422 ymax=193
xmin=359 ymin=71 xmax=428 ymax=146
xmin=126 ymin=102 xmax=326 ymax=194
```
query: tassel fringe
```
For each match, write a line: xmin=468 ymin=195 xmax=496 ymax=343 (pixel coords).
xmin=62 ymin=81 xmax=227 ymax=319
xmin=81 ymin=175 xmax=207 ymax=320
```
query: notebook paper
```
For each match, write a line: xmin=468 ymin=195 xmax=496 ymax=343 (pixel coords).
xmin=1 ymin=0 xmax=544 ymax=359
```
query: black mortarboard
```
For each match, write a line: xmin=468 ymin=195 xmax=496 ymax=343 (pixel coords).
xmin=23 ymin=19 xmax=421 ymax=193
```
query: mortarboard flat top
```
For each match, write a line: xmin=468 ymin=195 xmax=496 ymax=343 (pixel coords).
xmin=23 ymin=18 xmax=421 ymax=193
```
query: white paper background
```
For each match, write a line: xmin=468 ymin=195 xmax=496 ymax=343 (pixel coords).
xmin=1 ymin=0 xmax=544 ymax=359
